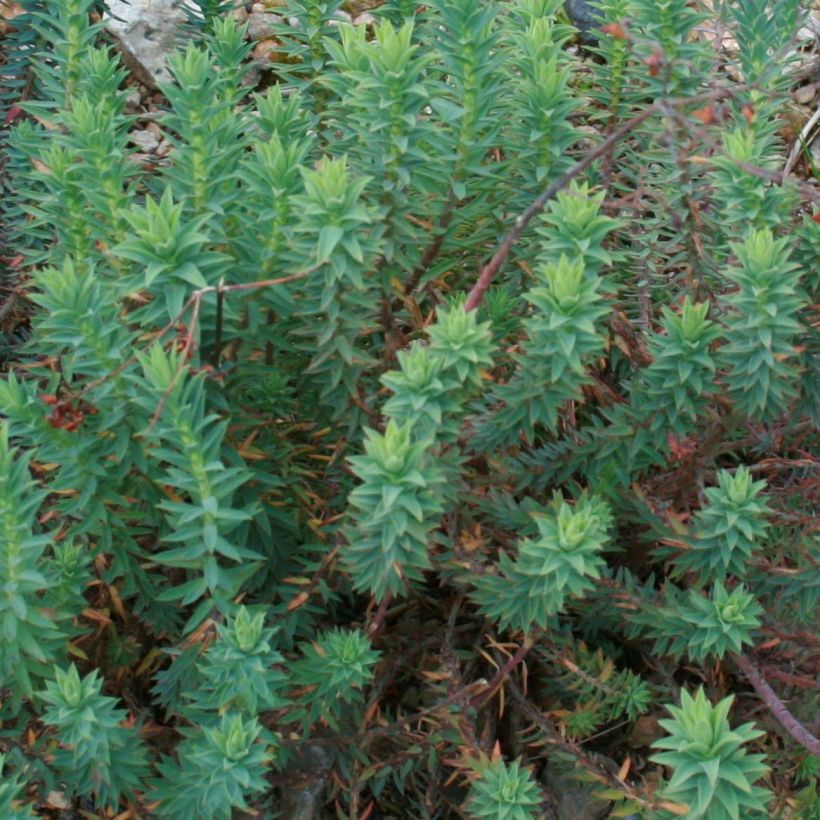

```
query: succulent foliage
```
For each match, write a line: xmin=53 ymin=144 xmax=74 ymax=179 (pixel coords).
xmin=0 ymin=0 xmax=812 ymax=815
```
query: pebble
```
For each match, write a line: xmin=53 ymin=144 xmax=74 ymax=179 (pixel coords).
xmin=125 ymin=88 xmax=142 ymax=110
xmin=253 ymin=38 xmax=283 ymax=63
xmin=564 ymin=0 xmax=598 ymax=43
xmin=574 ymin=124 xmax=600 ymax=152
xmin=246 ymin=11 xmax=283 ymax=40
xmin=45 ymin=791 xmax=71 ymax=811
xmin=129 ymin=129 xmax=160 ymax=152
xmin=145 ymin=121 xmax=163 ymax=140
xmin=155 ymin=139 xmax=173 ymax=158
xmin=795 ymin=84 xmax=816 ymax=104
xmin=797 ymin=19 xmax=820 ymax=40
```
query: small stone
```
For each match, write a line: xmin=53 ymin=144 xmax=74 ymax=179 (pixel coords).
xmin=251 ymin=2 xmax=266 ymax=12
xmin=795 ymin=84 xmax=817 ymax=104
xmin=354 ymin=11 xmax=376 ymax=25
xmin=253 ymin=38 xmax=283 ymax=63
xmin=241 ymin=63 xmax=263 ymax=88
xmin=246 ymin=11 xmax=283 ymax=40
xmin=278 ymin=744 xmax=332 ymax=820
xmin=124 ymin=88 xmax=142 ymax=110
xmin=232 ymin=5 xmax=248 ymax=23
xmin=0 ymin=1 xmax=24 ymax=35
xmin=130 ymin=129 xmax=160 ymax=152
xmin=724 ymin=62 xmax=744 ymax=83
xmin=574 ymin=124 xmax=600 ymax=152
xmin=104 ymin=0 xmax=186 ymax=89
xmin=797 ymin=19 xmax=820 ymax=40
xmin=0 ymin=0 xmax=25 ymax=20
xmin=155 ymin=139 xmax=173 ymax=158
xmin=45 ymin=791 xmax=71 ymax=811
xmin=720 ymin=33 xmax=740 ymax=53
xmin=564 ymin=0 xmax=598 ymax=43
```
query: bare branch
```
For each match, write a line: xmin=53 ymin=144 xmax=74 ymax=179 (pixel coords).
xmin=464 ymin=84 xmax=746 ymax=313
xmin=732 ymin=652 xmax=820 ymax=756
xmin=470 ymin=635 xmax=534 ymax=709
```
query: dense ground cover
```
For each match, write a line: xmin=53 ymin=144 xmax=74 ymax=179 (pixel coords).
xmin=0 ymin=0 xmax=818 ymax=817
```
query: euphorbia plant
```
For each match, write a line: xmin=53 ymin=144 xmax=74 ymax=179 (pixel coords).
xmin=651 ymin=687 xmax=771 ymax=819
xmin=0 ymin=0 xmax=814 ymax=816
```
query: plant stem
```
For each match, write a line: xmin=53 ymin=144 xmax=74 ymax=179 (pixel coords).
xmin=470 ymin=636 xmax=534 ymax=709
xmin=732 ymin=652 xmax=820 ymax=756
xmin=464 ymin=84 xmax=745 ymax=312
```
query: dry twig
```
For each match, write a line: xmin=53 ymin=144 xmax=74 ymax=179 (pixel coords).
xmin=732 ymin=652 xmax=820 ymax=756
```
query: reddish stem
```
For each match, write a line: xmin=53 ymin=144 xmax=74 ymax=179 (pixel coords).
xmin=733 ymin=653 xmax=820 ymax=756
xmin=367 ymin=593 xmax=392 ymax=638
xmin=471 ymin=637 xmax=534 ymax=709
xmin=463 ymin=85 xmax=743 ymax=313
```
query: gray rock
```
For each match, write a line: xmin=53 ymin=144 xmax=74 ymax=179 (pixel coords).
xmin=104 ymin=0 xmax=187 ymax=89
xmin=124 ymin=88 xmax=142 ymax=110
xmin=564 ymin=0 xmax=599 ymax=43
xmin=246 ymin=11 xmax=284 ymax=41
xmin=129 ymin=128 xmax=160 ymax=152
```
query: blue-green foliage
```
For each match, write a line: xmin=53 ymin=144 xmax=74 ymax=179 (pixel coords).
xmin=151 ymin=712 xmax=272 ymax=819
xmin=631 ymin=299 xmax=720 ymax=438
xmin=635 ymin=581 xmax=762 ymax=662
xmin=344 ymin=420 xmax=447 ymax=599
xmin=720 ymin=229 xmax=805 ymax=420
xmin=133 ymin=346 xmax=261 ymax=629
xmin=651 ymin=688 xmax=771 ymax=818
xmin=465 ymin=758 xmax=543 ymax=819
xmin=471 ymin=494 xmax=611 ymax=632
xmin=38 ymin=665 xmax=149 ymax=809
xmin=187 ymin=606 xmax=288 ymax=715
xmin=673 ymin=468 xmax=770 ymax=582
xmin=0 ymin=0 xmax=810 ymax=816
xmin=289 ymin=627 xmax=380 ymax=731
xmin=0 ymin=427 xmax=65 ymax=706
xmin=0 ymin=754 xmax=34 ymax=819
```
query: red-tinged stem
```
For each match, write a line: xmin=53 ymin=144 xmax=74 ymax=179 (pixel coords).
xmin=471 ymin=636 xmax=534 ymax=709
xmin=367 ymin=593 xmax=392 ymax=637
xmin=463 ymin=84 xmax=744 ymax=313
xmin=733 ymin=653 xmax=820 ymax=756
